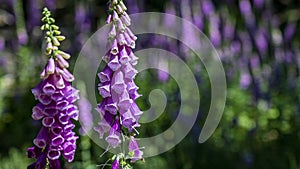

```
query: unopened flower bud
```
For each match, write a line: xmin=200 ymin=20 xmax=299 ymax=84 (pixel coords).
xmin=52 ymin=37 xmax=60 ymax=46
xmin=46 ymin=58 xmax=55 ymax=74
xmin=56 ymin=36 xmax=65 ymax=41
xmin=57 ymin=50 xmax=71 ymax=59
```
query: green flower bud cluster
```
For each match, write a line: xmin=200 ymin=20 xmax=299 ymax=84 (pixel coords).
xmin=109 ymin=0 xmax=127 ymax=15
xmin=41 ymin=7 xmax=70 ymax=60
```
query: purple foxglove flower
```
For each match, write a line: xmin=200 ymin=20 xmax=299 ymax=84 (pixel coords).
xmin=111 ymin=70 xmax=126 ymax=94
xmin=112 ymin=159 xmax=119 ymax=169
xmin=118 ymin=91 xmax=133 ymax=110
xmin=120 ymin=109 xmax=136 ymax=130
xmin=106 ymin=14 xmax=112 ymax=24
xmin=33 ymin=126 xmax=49 ymax=148
xmin=119 ymin=46 xmax=130 ymax=64
xmin=108 ymin=54 xmax=121 ymax=71
xmin=128 ymin=137 xmax=143 ymax=163
xmin=58 ymin=113 xmax=70 ymax=125
xmin=117 ymin=33 xmax=127 ymax=45
xmin=27 ymin=8 xmax=79 ymax=168
xmin=111 ymin=39 xmax=119 ymax=55
xmin=49 ymin=159 xmax=61 ymax=169
xmin=32 ymin=104 xmax=45 ymax=120
xmin=130 ymin=102 xmax=143 ymax=120
xmin=99 ymin=83 xmax=111 ymax=98
xmin=42 ymin=116 xmax=55 ymax=127
xmin=121 ymin=15 xmax=131 ymax=27
xmin=28 ymin=152 xmax=47 ymax=169
xmin=117 ymin=19 xmax=125 ymax=32
xmin=129 ymin=51 xmax=138 ymax=66
xmin=113 ymin=11 xmax=119 ymax=21
xmin=94 ymin=113 xmax=114 ymax=138
xmin=94 ymin=1 xmax=144 ymax=166
xmin=104 ymin=97 xmax=118 ymax=115
xmin=98 ymin=66 xmax=113 ymax=83
xmin=46 ymin=58 xmax=55 ymax=74
xmin=123 ymin=63 xmax=138 ymax=79
xmin=105 ymin=120 xmax=121 ymax=148
xmin=27 ymin=146 xmax=42 ymax=159
xmin=126 ymin=81 xmax=139 ymax=94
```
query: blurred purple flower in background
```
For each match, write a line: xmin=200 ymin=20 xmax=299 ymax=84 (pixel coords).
xmin=78 ymin=96 xmax=93 ymax=135
xmin=284 ymin=23 xmax=296 ymax=43
xmin=26 ymin=0 xmax=40 ymax=33
xmin=240 ymin=72 xmax=251 ymax=89
xmin=253 ymin=0 xmax=264 ymax=8
xmin=45 ymin=0 xmax=56 ymax=10
xmin=201 ymin=0 xmax=215 ymax=17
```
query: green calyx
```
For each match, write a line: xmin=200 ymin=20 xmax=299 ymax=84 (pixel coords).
xmin=41 ymin=7 xmax=69 ymax=59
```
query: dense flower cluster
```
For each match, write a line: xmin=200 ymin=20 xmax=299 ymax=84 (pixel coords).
xmin=94 ymin=0 xmax=143 ymax=166
xmin=26 ymin=8 xmax=79 ymax=169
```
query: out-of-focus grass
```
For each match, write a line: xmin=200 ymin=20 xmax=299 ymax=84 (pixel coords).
xmin=0 ymin=148 xmax=31 ymax=169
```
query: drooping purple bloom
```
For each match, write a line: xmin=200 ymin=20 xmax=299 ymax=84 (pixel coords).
xmin=94 ymin=0 xmax=143 ymax=163
xmin=27 ymin=8 xmax=79 ymax=168
xmin=112 ymin=159 xmax=119 ymax=169
xmin=27 ymin=60 xmax=79 ymax=167
xmin=128 ymin=137 xmax=143 ymax=163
